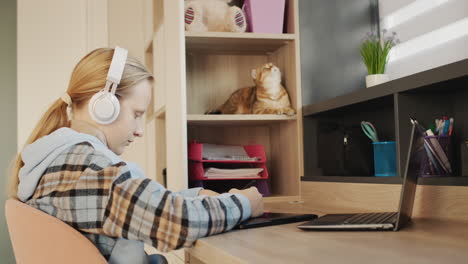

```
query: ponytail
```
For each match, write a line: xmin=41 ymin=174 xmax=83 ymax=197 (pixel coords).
xmin=7 ymin=99 xmax=69 ymax=198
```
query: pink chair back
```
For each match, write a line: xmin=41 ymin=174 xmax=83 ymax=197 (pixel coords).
xmin=5 ymin=199 xmax=107 ymax=264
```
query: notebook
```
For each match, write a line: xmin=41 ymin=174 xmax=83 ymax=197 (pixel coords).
xmin=298 ymin=119 xmax=422 ymax=231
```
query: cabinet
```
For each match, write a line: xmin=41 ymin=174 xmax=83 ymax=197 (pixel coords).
xmin=144 ymin=0 xmax=303 ymax=199
xmin=302 ymin=58 xmax=468 ymax=187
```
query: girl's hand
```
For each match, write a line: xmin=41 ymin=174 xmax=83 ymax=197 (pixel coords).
xmin=229 ymin=187 xmax=264 ymax=218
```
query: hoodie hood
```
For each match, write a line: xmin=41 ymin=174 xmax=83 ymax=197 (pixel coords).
xmin=17 ymin=127 xmax=122 ymax=202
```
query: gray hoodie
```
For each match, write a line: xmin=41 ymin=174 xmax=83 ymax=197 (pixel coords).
xmin=17 ymin=127 xmax=200 ymax=263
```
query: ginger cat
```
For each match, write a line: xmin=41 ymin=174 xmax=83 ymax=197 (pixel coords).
xmin=209 ymin=63 xmax=295 ymax=115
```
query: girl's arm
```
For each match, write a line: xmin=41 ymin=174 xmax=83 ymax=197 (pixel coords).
xmin=125 ymin=162 xmax=205 ymax=198
xmin=102 ymin=164 xmax=251 ymax=252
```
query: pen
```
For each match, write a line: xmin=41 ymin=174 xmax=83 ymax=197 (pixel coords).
xmin=442 ymin=119 xmax=450 ymax=136
xmin=435 ymin=119 xmax=443 ymax=135
xmin=448 ymin=118 xmax=454 ymax=136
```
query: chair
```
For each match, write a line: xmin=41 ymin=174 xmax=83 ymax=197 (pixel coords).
xmin=5 ymin=199 xmax=107 ymax=264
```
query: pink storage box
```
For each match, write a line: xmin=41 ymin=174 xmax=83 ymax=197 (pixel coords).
xmin=188 ymin=142 xmax=271 ymax=196
xmin=188 ymin=142 xmax=269 ymax=181
xmin=243 ymin=0 xmax=286 ymax=34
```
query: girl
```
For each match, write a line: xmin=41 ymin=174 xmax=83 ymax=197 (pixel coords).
xmin=9 ymin=47 xmax=263 ymax=263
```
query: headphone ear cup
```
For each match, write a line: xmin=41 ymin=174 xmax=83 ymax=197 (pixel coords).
xmin=88 ymin=91 xmax=120 ymax=124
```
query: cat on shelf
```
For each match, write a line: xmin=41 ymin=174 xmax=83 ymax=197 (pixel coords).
xmin=206 ymin=63 xmax=296 ymax=115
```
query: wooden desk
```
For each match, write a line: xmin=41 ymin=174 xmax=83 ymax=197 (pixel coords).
xmin=184 ymin=181 xmax=468 ymax=263
xmin=186 ymin=215 xmax=468 ymax=264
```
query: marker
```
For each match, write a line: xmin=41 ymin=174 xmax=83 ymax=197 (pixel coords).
xmin=448 ymin=118 xmax=454 ymax=136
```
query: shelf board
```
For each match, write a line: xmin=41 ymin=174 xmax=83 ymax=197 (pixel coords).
xmin=418 ymin=176 xmax=468 ymax=186
xmin=145 ymin=38 xmax=152 ymax=53
xmin=301 ymin=176 xmax=402 ymax=184
xmin=154 ymin=105 xmax=166 ymax=119
xmin=302 ymin=58 xmax=468 ymax=116
xmin=195 ymin=177 xmax=267 ymax=181
xmin=301 ymin=176 xmax=468 ymax=186
xmin=147 ymin=105 xmax=165 ymax=121
xmin=185 ymin=32 xmax=296 ymax=53
xmin=187 ymin=114 xmax=297 ymax=125
xmin=192 ymin=159 xmax=264 ymax=164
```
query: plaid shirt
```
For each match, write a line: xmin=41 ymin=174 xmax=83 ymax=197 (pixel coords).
xmin=26 ymin=141 xmax=250 ymax=258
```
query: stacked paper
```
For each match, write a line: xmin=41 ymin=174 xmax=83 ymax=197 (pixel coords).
xmin=202 ymin=144 xmax=258 ymax=161
xmin=204 ymin=167 xmax=263 ymax=178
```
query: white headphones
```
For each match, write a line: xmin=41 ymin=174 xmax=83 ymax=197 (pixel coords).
xmin=88 ymin=46 xmax=128 ymax=124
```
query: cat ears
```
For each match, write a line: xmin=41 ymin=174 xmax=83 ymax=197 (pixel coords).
xmin=251 ymin=69 xmax=257 ymax=79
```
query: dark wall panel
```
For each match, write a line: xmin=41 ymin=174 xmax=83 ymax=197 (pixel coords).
xmin=299 ymin=0 xmax=379 ymax=105
xmin=0 ymin=0 xmax=17 ymax=262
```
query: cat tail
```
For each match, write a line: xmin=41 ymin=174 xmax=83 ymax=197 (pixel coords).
xmin=205 ymin=108 xmax=222 ymax=114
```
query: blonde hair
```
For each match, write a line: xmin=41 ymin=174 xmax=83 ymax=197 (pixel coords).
xmin=7 ymin=48 xmax=153 ymax=198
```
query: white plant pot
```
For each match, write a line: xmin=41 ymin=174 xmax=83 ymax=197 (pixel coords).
xmin=366 ymin=74 xmax=389 ymax=88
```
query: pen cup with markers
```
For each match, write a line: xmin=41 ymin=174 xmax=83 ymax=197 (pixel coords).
xmin=373 ymin=141 xmax=397 ymax=176
xmin=420 ymin=135 xmax=452 ymax=177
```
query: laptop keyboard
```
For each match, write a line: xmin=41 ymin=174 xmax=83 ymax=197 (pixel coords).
xmin=344 ymin=212 xmax=398 ymax=224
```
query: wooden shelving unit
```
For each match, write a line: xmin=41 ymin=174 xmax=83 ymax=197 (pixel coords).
xmin=145 ymin=0 xmax=303 ymax=197
xmin=302 ymin=58 xmax=468 ymax=186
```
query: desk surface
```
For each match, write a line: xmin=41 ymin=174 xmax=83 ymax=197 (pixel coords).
xmin=186 ymin=215 xmax=468 ymax=264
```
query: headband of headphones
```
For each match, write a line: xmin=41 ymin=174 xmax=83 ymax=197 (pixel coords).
xmin=88 ymin=46 xmax=128 ymax=124
xmin=107 ymin=47 xmax=128 ymax=85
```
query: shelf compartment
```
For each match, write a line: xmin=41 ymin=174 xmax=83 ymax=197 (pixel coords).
xmin=187 ymin=114 xmax=296 ymax=125
xmin=303 ymin=96 xmax=396 ymax=178
xmin=188 ymin=121 xmax=300 ymax=197
xmin=186 ymin=41 xmax=299 ymax=115
xmin=189 ymin=142 xmax=269 ymax=195
xmin=185 ymin=32 xmax=295 ymax=53
xmin=188 ymin=142 xmax=268 ymax=172
xmin=396 ymin=89 xmax=468 ymax=179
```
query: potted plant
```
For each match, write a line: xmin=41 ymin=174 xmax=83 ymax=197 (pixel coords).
xmin=360 ymin=30 xmax=399 ymax=88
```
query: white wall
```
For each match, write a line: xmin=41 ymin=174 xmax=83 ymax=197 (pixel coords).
xmin=380 ymin=0 xmax=468 ymax=80
xmin=17 ymin=0 xmax=152 ymax=175
xmin=107 ymin=0 xmax=149 ymax=173
xmin=17 ymin=0 xmax=108 ymax=150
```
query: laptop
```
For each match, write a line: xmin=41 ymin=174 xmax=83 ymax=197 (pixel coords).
xmin=298 ymin=119 xmax=422 ymax=231
xmin=236 ymin=212 xmax=317 ymax=229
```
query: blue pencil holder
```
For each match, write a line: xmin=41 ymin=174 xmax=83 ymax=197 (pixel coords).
xmin=373 ymin=141 xmax=397 ymax=177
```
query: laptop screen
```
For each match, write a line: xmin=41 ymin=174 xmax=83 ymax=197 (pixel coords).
xmin=395 ymin=120 xmax=425 ymax=230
